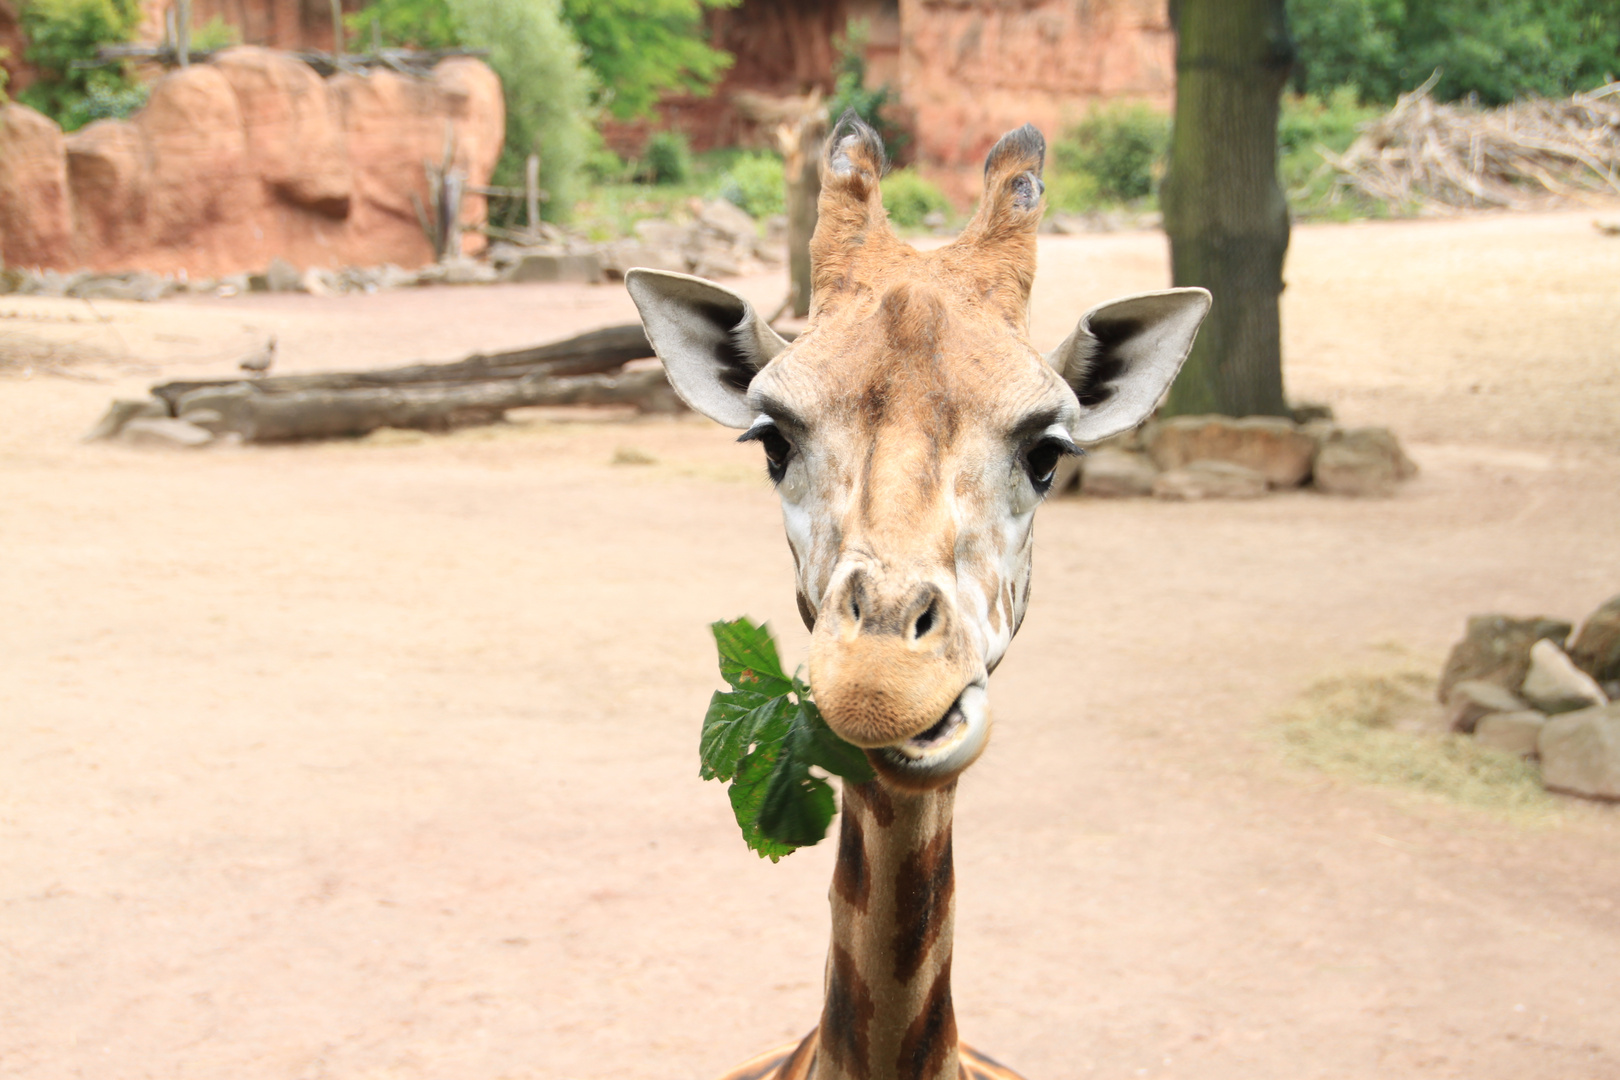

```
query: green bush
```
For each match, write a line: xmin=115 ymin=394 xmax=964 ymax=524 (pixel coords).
xmin=17 ymin=0 xmax=142 ymax=131
xmin=1050 ymin=103 xmax=1170 ymax=206
xmin=639 ymin=130 xmax=694 ymax=185
xmin=1277 ymin=87 xmax=1386 ymax=219
xmin=561 ymin=0 xmax=735 ymax=121
xmin=191 ymin=15 xmax=241 ymax=51
xmin=880 ymin=169 xmax=950 ymax=229
xmin=717 ymin=152 xmax=783 ymax=218
xmin=449 ymin=0 xmax=595 ymax=222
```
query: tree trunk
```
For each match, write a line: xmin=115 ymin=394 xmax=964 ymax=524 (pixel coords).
xmin=1160 ymin=0 xmax=1294 ymax=418
xmin=780 ymin=114 xmax=825 ymax=319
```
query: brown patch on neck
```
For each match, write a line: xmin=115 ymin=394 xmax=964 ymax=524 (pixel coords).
xmin=850 ymin=779 xmax=896 ymax=827
xmin=823 ymin=944 xmax=876 ymax=1076
xmin=833 ymin=803 xmax=870 ymax=913
xmin=891 ymin=829 xmax=954 ymax=985
xmin=896 ymin=960 xmax=957 ymax=1080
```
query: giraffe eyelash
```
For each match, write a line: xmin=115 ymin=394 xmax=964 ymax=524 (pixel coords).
xmin=738 ymin=418 xmax=796 ymax=483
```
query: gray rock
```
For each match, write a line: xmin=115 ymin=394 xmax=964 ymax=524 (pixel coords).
xmin=1147 ymin=414 xmax=1317 ymax=488
xmin=1539 ymin=702 xmax=1620 ymax=800
xmin=1438 ymin=614 xmax=1572 ymax=701
xmin=1445 ymin=679 xmax=1529 ymax=733
xmin=118 ymin=418 xmax=215 ymax=449
xmin=68 ymin=272 xmax=172 ymax=302
xmin=1080 ymin=449 xmax=1158 ymax=497
xmin=1290 ymin=401 xmax=1335 ymax=424
xmin=216 ymin=273 xmax=250 ymax=296
xmin=599 ymin=241 xmax=687 ymax=278
xmin=85 ymin=397 xmax=169 ymax=441
xmin=1474 ymin=709 xmax=1547 ymax=757
xmin=633 ymin=218 xmax=687 ymax=248
xmin=1151 ymin=460 xmax=1268 ymax=500
xmin=177 ymin=407 xmax=229 ymax=434
xmin=1312 ymin=426 xmax=1418 ymax=496
xmin=1569 ymin=594 xmax=1620 ymax=684
xmin=1520 ymin=638 xmax=1608 ymax=714
xmin=505 ymin=252 xmax=603 ymax=284
xmin=265 ymin=256 xmax=304 ymax=293
xmin=698 ymin=198 xmax=758 ymax=244
xmin=688 ymin=251 xmax=742 ymax=280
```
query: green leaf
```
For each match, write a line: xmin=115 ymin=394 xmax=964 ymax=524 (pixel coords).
xmin=727 ymin=738 xmax=799 ymax=862
xmin=700 ymin=689 xmax=790 ymax=782
xmin=702 ymin=617 xmax=875 ymax=860
xmin=799 ymin=698 xmax=875 ymax=782
xmin=711 ymin=617 xmax=794 ymax=698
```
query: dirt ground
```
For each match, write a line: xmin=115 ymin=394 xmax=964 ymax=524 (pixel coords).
xmin=3 ymin=210 xmax=1619 ymax=1080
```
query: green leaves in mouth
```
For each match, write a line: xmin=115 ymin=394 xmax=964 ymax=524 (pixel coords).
xmin=700 ymin=617 xmax=875 ymax=861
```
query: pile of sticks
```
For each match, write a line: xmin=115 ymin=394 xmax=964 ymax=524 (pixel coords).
xmin=1323 ymin=74 xmax=1620 ymax=212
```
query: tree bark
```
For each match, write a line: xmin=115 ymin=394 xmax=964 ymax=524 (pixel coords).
xmin=781 ymin=114 xmax=825 ymax=319
xmin=1160 ymin=0 xmax=1294 ymax=418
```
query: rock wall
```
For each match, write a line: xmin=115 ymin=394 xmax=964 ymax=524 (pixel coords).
xmin=899 ymin=0 xmax=1173 ymax=197
xmin=0 ymin=47 xmax=503 ymax=276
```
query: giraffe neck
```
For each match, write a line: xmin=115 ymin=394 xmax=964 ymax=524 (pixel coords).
xmin=817 ymin=779 xmax=958 ymax=1080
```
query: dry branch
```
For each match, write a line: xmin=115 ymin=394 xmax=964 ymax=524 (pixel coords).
xmin=1323 ymin=77 xmax=1620 ymax=213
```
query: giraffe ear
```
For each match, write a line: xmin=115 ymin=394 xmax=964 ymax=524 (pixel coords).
xmin=626 ymin=269 xmax=790 ymax=428
xmin=1047 ymin=288 xmax=1212 ymax=443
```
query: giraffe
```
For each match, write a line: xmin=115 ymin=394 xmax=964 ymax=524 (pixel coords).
xmin=627 ymin=114 xmax=1210 ymax=1080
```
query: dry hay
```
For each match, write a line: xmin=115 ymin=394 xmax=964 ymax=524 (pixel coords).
xmin=1324 ymin=73 xmax=1620 ymax=213
xmin=1273 ymin=666 xmax=1553 ymax=818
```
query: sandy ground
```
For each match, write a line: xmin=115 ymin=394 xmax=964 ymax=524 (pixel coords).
xmin=3 ymin=210 xmax=1619 ymax=1080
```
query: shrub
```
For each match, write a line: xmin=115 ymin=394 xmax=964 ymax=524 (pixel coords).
xmin=17 ymin=0 xmax=142 ymax=131
xmin=1277 ymin=87 xmax=1385 ymax=218
xmin=880 ymin=169 xmax=950 ymax=229
xmin=1050 ymin=103 xmax=1170 ymax=205
xmin=717 ymin=152 xmax=783 ymax=218
xmin=191 ymin=15 xmax=241 ymax=52
xmin=449 ymin=0 xmax=595 ymax=222
xmin=639 ymin=130 xmax=694 ymax=185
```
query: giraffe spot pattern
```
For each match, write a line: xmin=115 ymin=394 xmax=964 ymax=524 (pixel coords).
xmin=823 ymin=945 xmax=875 ymax=1076
xmin=892 ymin=830 xmax=954 ymax=985
xmin=897 ymin=961 xmax=958 ymax=1080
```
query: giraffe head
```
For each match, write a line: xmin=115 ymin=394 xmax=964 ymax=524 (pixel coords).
xmin=630 ymin=115 xmax=1208 ymax=793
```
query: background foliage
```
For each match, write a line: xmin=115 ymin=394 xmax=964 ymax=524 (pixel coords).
xmin=560 ymin=0 xmax=735 ymax=121
xmin=17 ymin=0 xmax=143 ymax=130
xmin=828 ymin=19 xmax=908 ymax=161
xmin=1287 ymin=0 xmax=1620 ymax=105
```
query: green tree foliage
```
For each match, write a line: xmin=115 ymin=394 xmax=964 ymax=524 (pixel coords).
xmin=560 ymin=0 xmax=736 ymax=120
xmin=828 ymin=19 xmax=909 ymax=160
xmin=879 ymin=169 xmax=951 ymax=228
xmin=1051 ymin=103 xmax=1171 ymax=205
xmin=717 ymin=151 xmax=784 ymax=217
xmin=638 ymin=130 xmax=693 ymax=184
xmin=1288 ymin=0 xmax=1620 ymax=105
xmin=17 ymin=0 xmax=143 ymax=130
xmin=451 ymin=0 xmax=593 ymax=221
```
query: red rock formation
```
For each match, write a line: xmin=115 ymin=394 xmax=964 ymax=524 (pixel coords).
xmin=900 ymin=0 xmax=1173 ymax=200
xmin=0 ymin=47 xmax=503 ymax=275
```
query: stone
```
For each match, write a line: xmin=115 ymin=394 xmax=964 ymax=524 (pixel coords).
xmin=177 ymin=407 xmax=230 ymax=434
xmin=633 ymin=218 xmax=686 ymax=248
xmin=688 ymin=251 xmax=742 ymax=279
xmin=1151 ymin=460 xmax=1267 ymax=500
xmin=505 ymin=252 xmax=603 ymax=284
xmin=1146 ymin=414 xmax=1316 ymax=488
xmin=0 ymin=104 xmax=73 ymax=270
xmin=118 ymin=418 xmax=216 ymax=449
xmin=1079 ymin=449 xmax=1157 ymax=497
xmin=1474 ymin=710 xmax=1547 ymax=757
xmin=1538 ymin=702 xmax=1620 ymax=800
xmin=67 ymin=272 xmax=172 ymax=302
xmin=1520 ymin=639 xmax=1608 ymax=714
xmin=697 ymin=198 xmax=757 ymax=244
xmin=85 ymin=397 xmax=169 ymax=441
xmin=265 ymin=256 xmax=303 ymax=292
xmin=1312 ymin=426 xmax=1418 ymax=496
xmin=1438 ymin=614 xmax=1573 ymax=701
xmin=64 ymin=118 xmax=152 ymax=259
xmin=1569 ymin=594 xmax=1620 ymax=684
xmin=1444 ymin=679 xmax=1529 ymax=733
xmin=599 ymin=240 xmax=686 ymax=278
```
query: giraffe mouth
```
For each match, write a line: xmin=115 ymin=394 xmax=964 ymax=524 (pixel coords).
xmin=877 ymin=683 xmax=990 ymax=779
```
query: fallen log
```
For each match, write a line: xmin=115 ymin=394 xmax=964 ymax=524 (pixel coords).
xmin=151 ymin=323 xmax=657 ymax=410
xmin=173 ymin=367 xmax=684 ymax=442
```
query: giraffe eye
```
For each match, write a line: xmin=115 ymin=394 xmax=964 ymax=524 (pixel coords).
xmin=1024 ymin=436 xmax=1079 ymax=494
xmin=738 ymin=420 xmax=796 ymax=484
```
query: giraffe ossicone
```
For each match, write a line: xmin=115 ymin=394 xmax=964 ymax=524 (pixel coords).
xmin=629 ymin=113 xmax=1210 ymax=1080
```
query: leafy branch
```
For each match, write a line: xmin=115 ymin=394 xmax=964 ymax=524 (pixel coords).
xmin=700 ymin=618 xmax=874 ymax=861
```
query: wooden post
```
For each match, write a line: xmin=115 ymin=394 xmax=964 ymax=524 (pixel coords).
xmin=780 ymin=111 xmax=826 ymax=319
xmin=525 ymin=153 xmax=541 ymax=233
xmin=175 ymin=0 xmax=191 ymax=67
xmin=330 ymin=0 xmax=344 ymax=58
